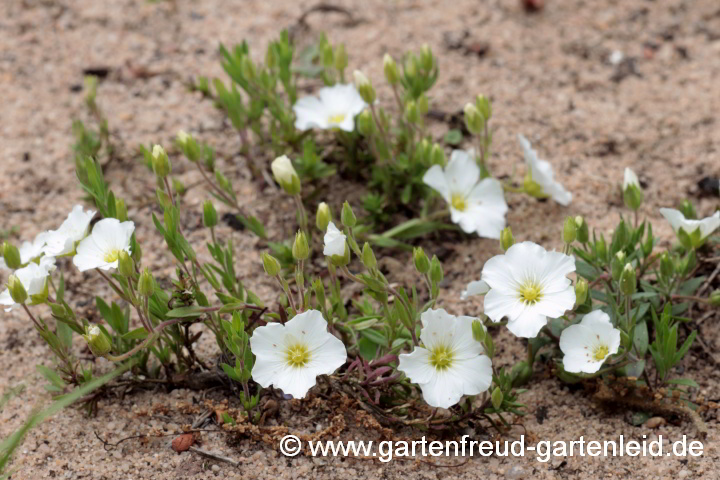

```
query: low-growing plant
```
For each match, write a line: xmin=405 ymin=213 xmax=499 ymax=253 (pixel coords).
xmin=1 ymin=33 xmax=718 ymax=449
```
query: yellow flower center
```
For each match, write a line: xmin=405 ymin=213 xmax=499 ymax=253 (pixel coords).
xmin=429 ymin=345 xmax=454 ymax=371
xmin=286 ymin=344 xmax=311 ymax=367
xmin=103 ymin=249 xmax=122 ymax=263
xmin=592 ymin=345 xmax=609 ymax=362
xmin=450 ymin=193 xmax=467 ymax=212
xmin=518 ymin=281 xmax=543 ymax=305
xmin=327 ymin=113 xmax=346 ymax=125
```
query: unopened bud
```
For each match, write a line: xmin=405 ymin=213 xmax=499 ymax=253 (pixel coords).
xmin=2 ymin=242 xmax=21 ymax=270
xmin=575 ymin=278 xmax=588 ymax=306
xmin=341 ymin=201 xmax=357 ymax=228
xmin=463 ymin=103 xmax=484 ymax=135
xmin=292 ymin=231 xmax=310 ymax=261
xmin=117 ymin=251 xmax=134 ymax=277
xmin=413 ymin=247 xmax=430 ymax=274
xmin=417 ymin=94 xmax=429 ymax=115
xmin=491 ymin=387 xmax=504 ymax=410
xmin=405 ymin=100 xmax=419 ymax=124
xmin=429 ymin=255 xmax=443 ymax=284
xmin=500 ymin=227 xmax=515 ymax=252
xmin=356 ymin=110 xmax=373 ymax=136
xmin=475 ymin=94 xmax=492 ymax=120
xmin=611 ymin=251 xmax=626 ymax=281
xmin=660 ymin=252 xmax=674 ymax=279
xmin=83 ymin=325 xmax=112 ymax=357
xmin=137 ymin=268 xmax=155 ymax=297
xmin=7 ymin=275 xmax=27 ymax=304
xmin=563 ymin=216 xmax=577 ymax=244
xmin=430 ymin=143 xmax=446 ymax=166
xmin=619 ymin=264 xmax=637 ymax=296
xmin=262 ymin=253 xmax=281 ymax=277
xmin=471 ymin=319 xmax=486 ymax=343
xmin=595 ymin=236 xmax=607 ymax=261
xmin=271 ymin=155 xmax=301 ymax=196
xmin=203 ymin=200 xmax=218 ymax=229
xmin=115 ymin=198 xmax=128 ymax=222
xmin=709 ymin=290 xmax=720 ymax=307
xmin=353 ymin=70 xmax=376 ymax=104
xmin=316 ymin=202 xmax=332 ymax=231
xmin=151 ymin=145 xmax=171 ymax=178
xmin=383 ymin=53 xmax=400 ymax=85
xmin=419 ymin=44 xmax=434 ymax=71
xmin=361 ymin=243 xmax=377 ymax=270
xmin=176 ymin=130 xmax=200 ymax=162
xmin=575 ymin=216 xmax=588 ymax=243
xmin=334 ymin=44 xmax=348 ymax=72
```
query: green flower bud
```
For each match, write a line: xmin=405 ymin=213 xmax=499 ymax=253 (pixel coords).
xmin=679 ymin=199 xmax=696 ymax=220
xmin=575 ymin=216 xmax=589 ymax=243
xmin=132 ymin=243 xmax=143 ymax=265
xmin=356 ymin=110 xmax=374 ymax=136
xmin=475 ymin=94 xmax=492 ymax=120
xmin=642 ymin=224 xmax=654 ymax=257
xmin=111 ymin=198 xmax=127 ymax=223
xmin=611 ymin=251 xmax=626 ymax=281
xmin=471 ymin=319 xmax=486 ymax=343
xmin=619 ymin=264 xmax=637 ymax=296
xmin=660 ymin=252 xmax=674 ymax=279
xmin=341 ymin=201 xmax=357 ymax=228
xmin=430 ymin=143 xmax=446 ymax=166
xmin=292 ymin=231 xmax=310 ymax=261
xmin=334 ymin=44 xmax=348 ymax=72
xmin=709 ymin=290 xmax=720 ymax=307
xmin=613 ymin=221 xmax=629 ymax=247
xmin=137 ymin=268 xmax=155 ymax=297
xmin=405 ymin=100 xmax=419 ymax=124
xmin=491 ymin=386 xmax=504 ymax=410
xmin=313 ymin=278 xmax=326 ymax=308
xmin=500 ymin=227 xmax=515 ymax=252
xmin=83 ymin=325 xmax=112 ymax=357
xmin=383 ymin=53 xmax=400 ymax=85
xmin=271 ymin=155 xmax=301 ymax=196
xmin=361 ymin=242 xmax=377 ymax=270
xmin=575 ymin=278 xmax=588 ymax=306
xmin=262 ymin=253 xmax=281 ymax=277
xmin=483 ymin=333 xmax=495 ymax=358
xmin=151 ymin=144 xmax=171 ymax=178
xmin=419 ymin=44 xmax=434 ymax=71
xmin=417 ymin=94 xmax=429 ymax=115
xmin=2 ymin=242 xmax=21 ymax=270
xmin=7 ymin=275 xmax=27 ymax=304
xmin=595 ymin=236 xmax=607 ymax=261
xmin=511 ymin=361 xmax=533 ymax=387
xmin=404 ymin=55 xmax=418 ymax=78
xmin=463 ymin=103 xmax=484 ymax=135
xmin=117 ymin=251 xmax=134 ymax=277
xmin=176 ymin=130 xmax=200 ymax=162
xmin=156 ymin=188 xmax=173 ymax=209
xmin=429 ymin=255 xmax=443 ymax=284
xmin=316 ymin=202 xmax=332 ymax=232
xmin=353 ymin=70 xmax=376 ymax=104
xmin=203 ymin=200 xmax=218 ymax=229
xmin=413 ymin=247 xmax=430 ymax=274
xmin=563 ymin=216 xmax=577 ymax=244
xmin=321 ymin=43 xmax=334 ymax=67
xmin=623 ymin=185 xmax=643 ymax=211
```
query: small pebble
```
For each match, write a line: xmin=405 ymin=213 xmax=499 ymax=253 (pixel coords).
xmin=506 ymin=465 xmax=525 ymax=479
xmin=211 ymin=464 xmax=220 ymax=473
xmin=645 ymin=417 xmax=666 ymax=429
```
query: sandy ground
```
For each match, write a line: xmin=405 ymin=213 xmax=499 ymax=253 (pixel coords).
xmin=1 ymin=0 xmax=719 ymax=478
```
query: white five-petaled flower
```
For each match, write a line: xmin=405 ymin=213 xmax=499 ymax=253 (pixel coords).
xmin=293 ymin=84 xmax=368 ymax=132
xmin=43 ymin=205 xmax=96 ymax=257
xmin=659 ymin=208 xmax=720 ymax=241
xmin=250 ymin=310 xmax=347 ymax=398
xmin=0 ymin=232 xmax=49 ymax=270
xmin=398 ymin=309 xmax=492 ymax=409
xmin=0 ymin=256 xmax=56 ymax=311
xmin=323 ymin=222 xmax=347 ymax=257
xmin=518 ymin=134 xmax=572 ymax=206
xmin=422 ymin=150 xmax=508 ymax=239
xmin=623 ymin=167 xmax=640 ymax=190
xmin=481 ymin=241 xmax=576 ymax=338
xmin=460 ymin=280 xmax=490 ymax=300
xmin=72 ymin=218 xmax=135 ymax=272
xmin=559 ymin=310 xmax=621 ymax=374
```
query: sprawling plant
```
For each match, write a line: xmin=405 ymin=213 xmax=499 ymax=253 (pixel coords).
xmin=0 ymin=33 xmax=718 ymax=445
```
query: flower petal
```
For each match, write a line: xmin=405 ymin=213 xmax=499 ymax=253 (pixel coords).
xmin=461 ymin=280 xmax=490 ymax=300
xmin=398 ymin=348 xmax=434 ymax=385
xmin=446 ymin=150 xmax=480 ymax=196
xmin=422 ymin=165 xmax=450 ymax=202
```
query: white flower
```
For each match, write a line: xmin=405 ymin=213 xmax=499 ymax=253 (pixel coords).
xmin=659 ymin=208 xmax=720 ymax=240
xmin=481 ymin=241 xmax=576 ymax=338
xmin=293 ymin=84 xmax=367 ymax=132
xmin=623 ymin=167 xmax=640 ymax=190
xmin=518 ymin=134 xmax=572 ymax=206
xmin=559 ymin=310 xmax=621 ymax=374
xmin=72 ymin=218 xmax=135 ymax=272
xmin=422 ymin=150 xmax=508 ymax=239
xmin=460 ymin=280 xmax=490 ymax=300
xmin=323 ymin=222 xmax=347 ymax=257
xmin=271 ymin=155 xmax=297 ymax=186
xmin=43 ymin=205 xmax=96 ymax=256
xmin=0 ymin=256 xmax=56 ymax=311
xmin=0 ymin=232 xmax=49 ymax=270
xmin=398 ymin=309 xmax=492 ymax=409
xmin=250 ymin=310 xmax=347 ymax=398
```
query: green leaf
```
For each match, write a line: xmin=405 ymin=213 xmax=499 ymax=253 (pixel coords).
xmin=443 ymin=129 xmax=463 ymax=145
xmin=35 ymin=366 xmax=65 ymax=390
xmin=122 ymin=328 xmax=149 ymax=341
xmin=166 ymin=306 xmax=206 ymax=318
xmin=666 ymin=378 xmax=699 ymax=388
xmin=633 ymin=321 xmax=649 ymax=357
xmin=357 ymin=337 xmax=378 ymax=361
